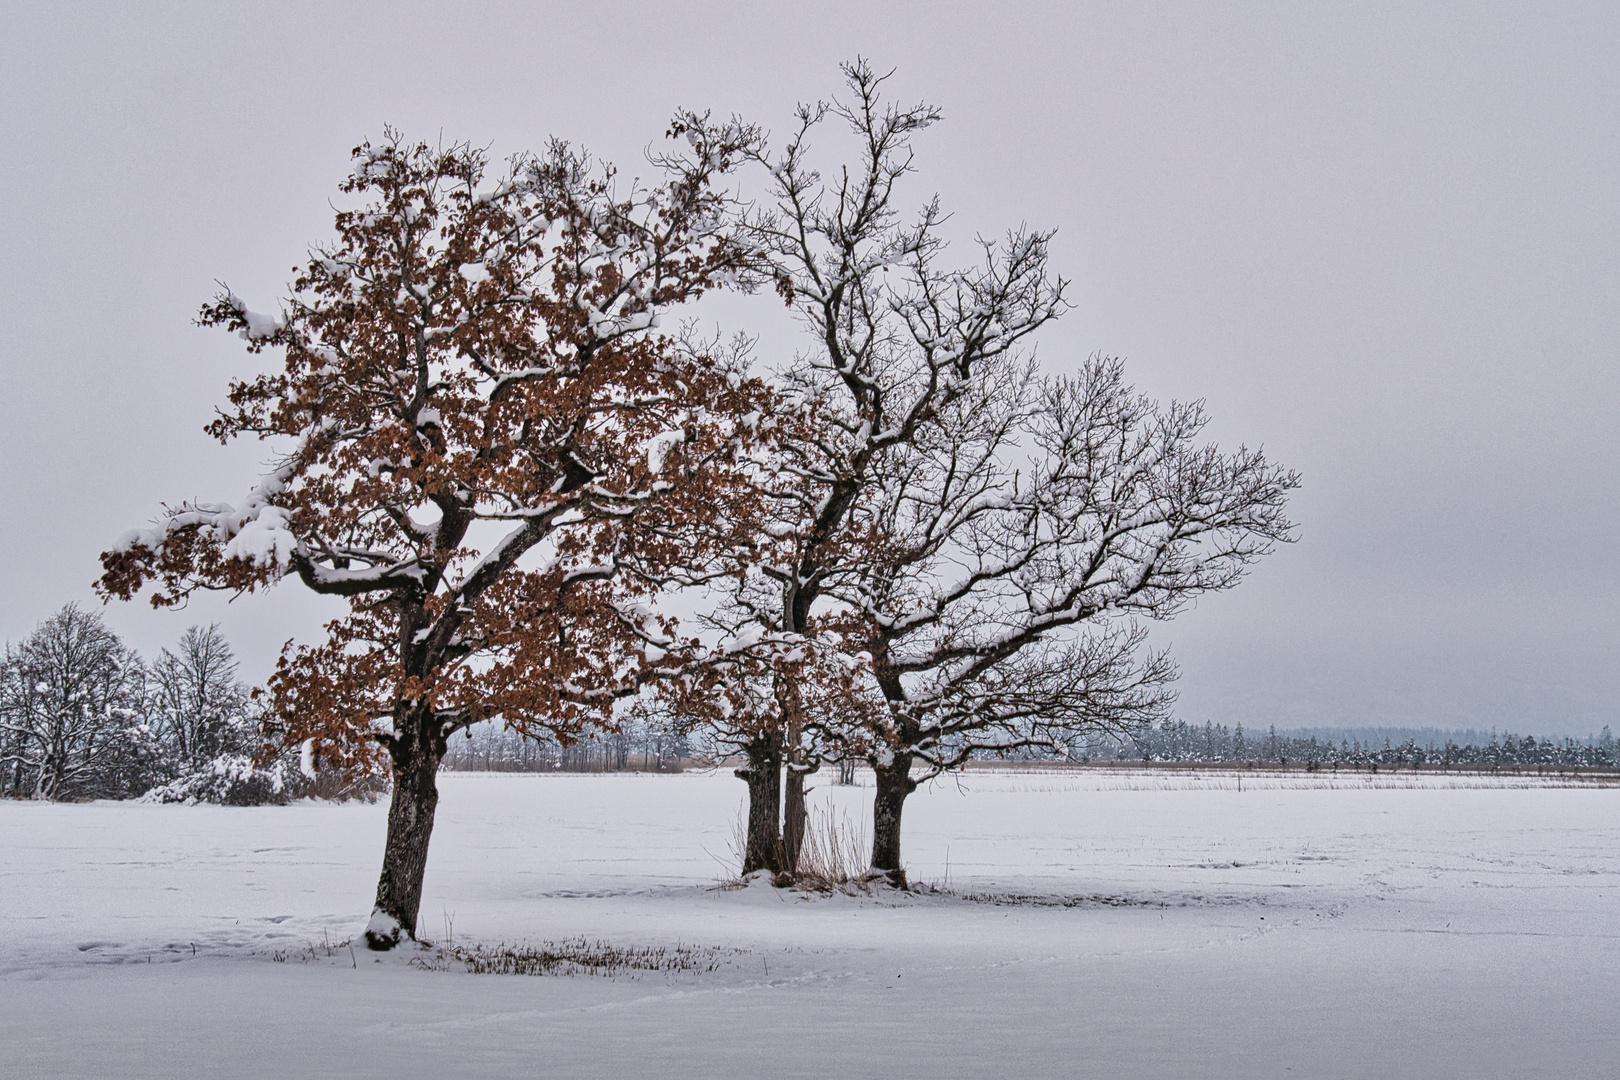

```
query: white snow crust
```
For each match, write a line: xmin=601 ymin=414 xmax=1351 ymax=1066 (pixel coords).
xmin=1 ymin=768 xmax=1616 ymax=1078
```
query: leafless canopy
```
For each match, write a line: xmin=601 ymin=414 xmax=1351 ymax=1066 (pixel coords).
xmin=675 ymin=62 xmax=1298 ymax=881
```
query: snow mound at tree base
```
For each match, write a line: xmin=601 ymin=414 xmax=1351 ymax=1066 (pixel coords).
xmin=363 ymin=910 xmax=402 ymax=951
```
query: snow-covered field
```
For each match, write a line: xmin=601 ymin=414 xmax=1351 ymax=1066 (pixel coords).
xmin=3 ymin=769 xmax=1617 ymax=1079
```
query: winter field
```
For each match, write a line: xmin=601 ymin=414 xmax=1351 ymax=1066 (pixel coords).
xmin=3 ymin=769 xmax=1617 ymax=1079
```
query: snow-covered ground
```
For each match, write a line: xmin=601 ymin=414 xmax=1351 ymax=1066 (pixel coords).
xmin=3 ymin=768 xmax=1616 ymax=1078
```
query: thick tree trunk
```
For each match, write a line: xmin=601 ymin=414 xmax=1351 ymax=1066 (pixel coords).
xmin=736 ymin=736 xmax=782 ymax=876
xmin=870 ymin=752 xmax=917 ymax=888
xmin=782 ymin=764 xmax=808 ymax=872
xmin=365 ymin=725 xmax=443 ymax=950
xmin=777 ymin=675 xmax=809 ymax=874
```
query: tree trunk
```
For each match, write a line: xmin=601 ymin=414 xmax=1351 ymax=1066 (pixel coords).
xmin=870 ymin=752 xmax=917 ymax=888
xmin=782 ymin=764 xmax=809 ymax=872
xmin=736 ymin=735 xmax=782 ymax=876
xmin=777 ymin=674 xmax=809 ymax=874
xmin=365 ymin=724 xmax=443 ymax=950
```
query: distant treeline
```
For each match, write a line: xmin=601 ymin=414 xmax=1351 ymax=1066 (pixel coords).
xmin=441 ymin=716 xmax=1620 ymax=775
xmin=1067 ymin=720 xmax=1620 ymax=771
xmin=441 ymin=721 xmax=690 ymax=773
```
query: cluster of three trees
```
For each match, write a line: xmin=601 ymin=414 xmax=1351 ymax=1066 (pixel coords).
xmin=99 ymin=64 xmax=1297 ymax=948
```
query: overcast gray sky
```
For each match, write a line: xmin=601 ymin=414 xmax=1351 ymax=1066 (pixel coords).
xmin=2 ymin=1 xmax=1615 ymax=736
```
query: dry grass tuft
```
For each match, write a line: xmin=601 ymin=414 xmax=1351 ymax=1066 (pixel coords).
xmin=715 ymin=801 xmax=874 ymax=891
xmin=791 ymin=803 xmax=870 ymax=891
xmin=411 ymin=938 xmax=733 ymax=977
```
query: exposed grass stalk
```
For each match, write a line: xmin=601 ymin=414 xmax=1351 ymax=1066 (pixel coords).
xmin=791 ymin=802 xmax=869 ymax=891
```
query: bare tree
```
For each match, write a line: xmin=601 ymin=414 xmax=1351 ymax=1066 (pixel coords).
xmin=0 ymin=605 xmax=156 ymax=800
xmin=827 ymin=357 xmax=1297 ymax=884
xmin=689 ymin=61 xmax=1063 ymax=877
xmin=689 ymin=62 xmax=1297 ymax=886
xmin=148 ymin=624 xmax=252 ymax=766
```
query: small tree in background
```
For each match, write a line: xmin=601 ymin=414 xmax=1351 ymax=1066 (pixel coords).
xmin=100 ymin=119 xmax=771 ymax=947
xmin=148 ymin=623 xmax=253 ymax=766
xmin=0 ymin=605 xmax=159 ymax=800
xmin=141 ymin=623 xmax=323 ymax=807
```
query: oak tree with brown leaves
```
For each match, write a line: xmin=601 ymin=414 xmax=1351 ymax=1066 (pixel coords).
xmin=98 ymin=119 xmax=771 ymax=947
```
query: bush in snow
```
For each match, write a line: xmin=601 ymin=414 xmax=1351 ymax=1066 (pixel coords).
xmin=143 ymin=753 xmax=300 ymax=806
xmin=143 ymin=742 xmax=388 ymax=806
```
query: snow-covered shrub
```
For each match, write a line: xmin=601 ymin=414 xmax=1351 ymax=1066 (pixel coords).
xmin=143 ymin=746 xmax=388 ymax=806
xmin=295 ymin=755 xmax=389 ymax=803
xmin=142 ymin=753 xmax=300 ymax=806
xmin=86 ymin=721 xmax=173 ymax=800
